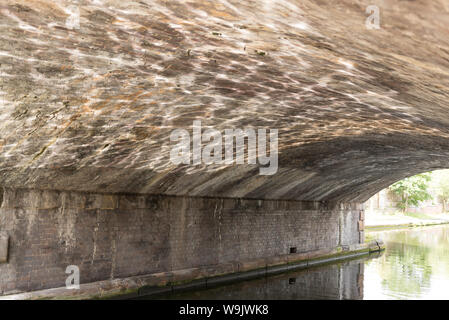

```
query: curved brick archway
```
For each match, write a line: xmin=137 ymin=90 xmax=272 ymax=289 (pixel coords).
xmin=0 ymin=0 xmax=448 ymax=202
xmin=0 ymin=0 xmax=447 ymax=297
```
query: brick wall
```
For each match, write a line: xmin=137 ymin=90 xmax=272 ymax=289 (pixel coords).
xmin=0 ymin=188 xmax=363 ymax=294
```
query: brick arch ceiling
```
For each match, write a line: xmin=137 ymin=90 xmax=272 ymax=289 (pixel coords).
xmin=1 ymin=0 xmax=449 ymax=202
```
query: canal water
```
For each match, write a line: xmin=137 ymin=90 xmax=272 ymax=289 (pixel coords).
xmin=141 ymin=224 xmax=449 ymax=300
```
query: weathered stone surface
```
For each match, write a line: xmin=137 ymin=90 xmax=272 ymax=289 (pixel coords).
xmin=0 ymin=188 xmax=361 ymax=294
xmin=1 ymin=248 xmax=369 ymax=300
xmin=0 ymin=232 xmax=8 ymax=263
xmin=358 ymin=220 xmax=365 ymax=231
xmin=0 ymin=1 xmax=448 ymax=201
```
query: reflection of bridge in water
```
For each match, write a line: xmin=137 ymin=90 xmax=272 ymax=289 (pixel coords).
xmin=139 ymin=257 xmax=369 ymax=300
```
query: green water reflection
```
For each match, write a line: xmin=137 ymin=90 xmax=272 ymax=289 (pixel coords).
xmin=138 ymin=224 xmax=449 ymax=300
xmin=364 ymin=224 xmax=449 ymax=299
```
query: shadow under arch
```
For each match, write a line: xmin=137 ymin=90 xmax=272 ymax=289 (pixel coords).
xmin=266 ymin=132 xmax=449 ymax=203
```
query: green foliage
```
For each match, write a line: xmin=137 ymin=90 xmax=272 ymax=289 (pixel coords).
xmin=432 ymin=169 xmax=449 ymax=212
xmin=389 ymin=173 xmax=432 ymax=212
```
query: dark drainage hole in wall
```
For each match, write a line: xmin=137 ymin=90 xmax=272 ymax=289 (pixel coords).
xmin=289 ymin=247 xmax=297 ymax=254
xmin=289 ymin=278 xmax=296 ymax=284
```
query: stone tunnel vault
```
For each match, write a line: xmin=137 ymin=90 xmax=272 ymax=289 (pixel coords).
xmin=1 ymin=131 xmax=448 ymax=204
xmin=1 ymin=0 xmax=449 ymax=205
xmin=0 ymin=0 xmax=449 ymax=204
xmin=0 ymin=0 xmax=448 ymax=295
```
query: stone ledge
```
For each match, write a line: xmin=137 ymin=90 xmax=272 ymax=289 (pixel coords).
xmin=0 ymin=241 xmax=384 ymax=300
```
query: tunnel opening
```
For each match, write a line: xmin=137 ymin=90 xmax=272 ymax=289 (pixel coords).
xmin=362 ymin=170 xmax=449 ymax=299
xmin=364 ymin=169 xmax=449 ymax=223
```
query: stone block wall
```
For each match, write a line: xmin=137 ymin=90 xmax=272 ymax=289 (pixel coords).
xmin=0 ymin=188 xmax=363 ymax=295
